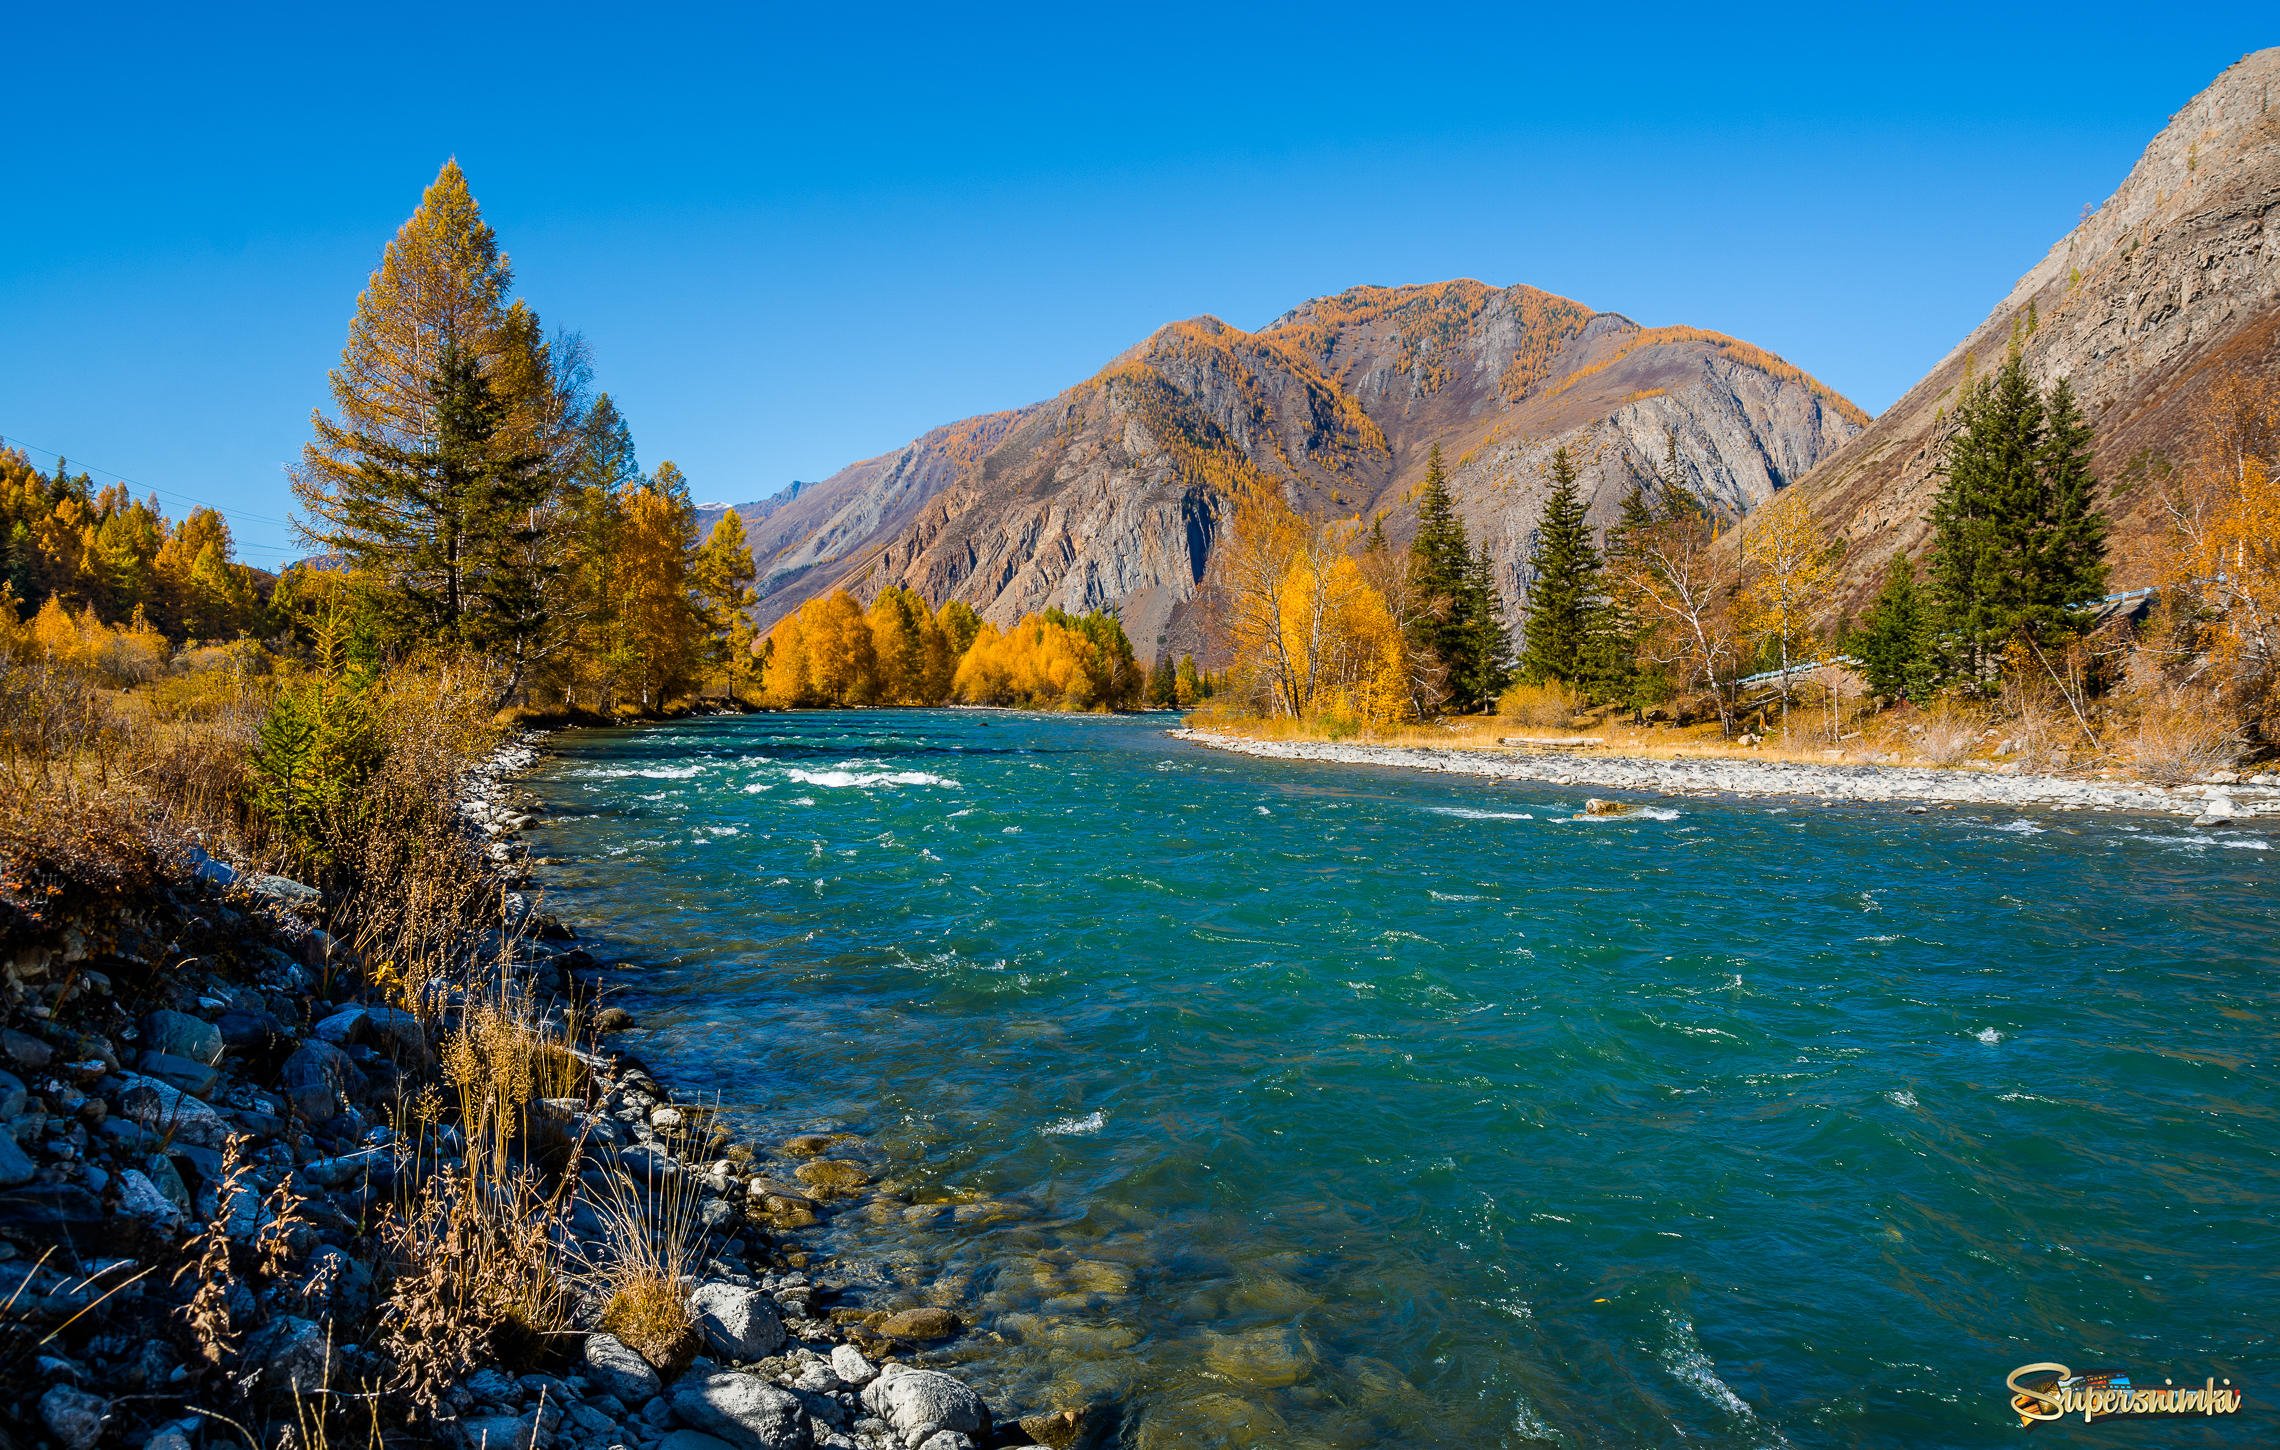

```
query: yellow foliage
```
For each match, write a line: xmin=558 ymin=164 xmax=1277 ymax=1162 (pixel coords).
xmin=25 ymin=597 xmax=170 ymax=684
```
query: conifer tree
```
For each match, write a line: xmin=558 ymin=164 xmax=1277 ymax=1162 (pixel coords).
xmin=694 ymin=509 xmax=760 ymax=692
xmin=1927 ymin=352 xmax=2109 ymax=677
xmin=1850 ymin=556 xmax=1936 ymax=702
xmin=1519 ymin=446 xmax=1603 ymax=685
xmin=1405 ymin=444 xmax=1512 ymax=713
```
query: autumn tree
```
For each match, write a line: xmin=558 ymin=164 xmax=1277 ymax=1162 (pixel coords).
xmin=1735 ymin=487 xmax=1839 ymax=733
xmin=2165 ymin=363 xmax=2280 ymax=733
xmin=1603 ymin=475 xmax=1739 ymax=732
xmin=616 ymin=471 xmax=703 ymax=709
xmin=694 ymin=509 xmax=761 ymax=696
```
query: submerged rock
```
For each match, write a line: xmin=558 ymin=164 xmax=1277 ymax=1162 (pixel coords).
xmin=871 ymin=1305 xmax=960 ymax=1342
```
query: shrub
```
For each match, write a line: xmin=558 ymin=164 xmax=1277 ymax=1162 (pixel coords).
xmin=1496 ymin=679 xmax=1582 ymax=728
xmin=2126 ymin=687 xmax=2241 ymax=784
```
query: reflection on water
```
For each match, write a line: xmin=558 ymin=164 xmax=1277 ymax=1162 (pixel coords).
xmin=523 ymin=711 xmax=2280 ymax=1448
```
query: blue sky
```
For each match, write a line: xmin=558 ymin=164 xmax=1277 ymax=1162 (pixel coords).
xmin=4 ymin=4 xmax=2272 ymax=565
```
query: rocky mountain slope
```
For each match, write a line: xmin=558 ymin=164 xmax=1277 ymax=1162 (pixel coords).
xmin=1792 ymin=46 xmax=2280 ymax=607
xmin=727 ymin=281 xmax=1866 ymax=655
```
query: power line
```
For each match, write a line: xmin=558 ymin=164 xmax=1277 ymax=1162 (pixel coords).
xmin=0 ymin=430 xmax=304 ymax=536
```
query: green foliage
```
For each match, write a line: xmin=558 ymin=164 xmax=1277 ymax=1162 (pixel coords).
xmin=1406 ymin=445 xmax=1512 ymax=713
xmin=248 ymin=623 xmax=385 ymax=872
xmin=1848 ymin=556 xmax=1939 ymax=702
xmin=1518 ymin=446 xmax=1604 ymax=688
xmin=1927 ymin=353 xmax=2109 ymax=678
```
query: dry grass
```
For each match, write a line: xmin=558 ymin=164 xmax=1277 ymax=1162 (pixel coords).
xmin=580 ymin=1161 xmax=708 ymax=1373
xmin=2125 ymin=687 xmax=2242 ymax=784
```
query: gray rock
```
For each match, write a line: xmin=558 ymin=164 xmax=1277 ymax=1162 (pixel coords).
xmin=144 ymin=1428 xmax=195 ymax=1450
xmin=248 ymin=1314 xmax=334 ymax=1399
xmin=141 ymin=1010 xmax=225 ymax=1066
xmin=113 ymin=1073 xmax=228 ymax=1147
xmin=40 ymin=1384 xmax=108 ymax=1450
xmin=2 ymin=1027 xmax=54 ymax=1070
xmin=915 ymin=1434 xmax=976 ymax=1450
xmin=135 ymin=1050 xmax=221 ymax=1096
xmin=828 ymin=1344 xmax=876 ymax=1387
xmin=0 ymin=1066 xmax=25 ymax=1118
xmin=659 ymin=1433 xmax=743 ymax=1450
xmin=858 ymin=1366 xmax=985 ymax=1446
xmin=246 ymin=872 xmax=322 ymax=908
xmin=115 ymin=1167 xmax=184 ymax=1230
xmin=2193 ymin=793 xmax=2239 ymax=827
xmin=278 ymin=1040 xmax=358 ymax=1122
xmin=584 ymin=1332 xmax=663 ymax=1403
xmin=691 ymin=1282 xmax=787 ymax=1360
xmin=0 ymin=1131 xmax=34 ymax=1187
xmin=672 ymin=1370 xmax=811 ymax=1450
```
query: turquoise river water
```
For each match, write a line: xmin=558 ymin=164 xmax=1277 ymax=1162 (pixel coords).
xmin=522 ymin=711 xmax=2279 ymax=1448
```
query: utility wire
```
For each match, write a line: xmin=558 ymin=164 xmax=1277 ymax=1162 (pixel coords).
xmin=0 ymin=430 xmax=307 ymax=558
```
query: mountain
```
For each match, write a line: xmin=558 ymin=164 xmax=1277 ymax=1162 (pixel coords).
xmin=1792 ymin=47 xmax=2280 ymax=607
xmin=735 ymin=280 xmax=1866 ymax=655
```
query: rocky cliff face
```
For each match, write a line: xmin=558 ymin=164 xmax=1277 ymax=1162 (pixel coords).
xmin=1794 ymin=47 xmax=2280 ymax=606
xmin=731 ymin=279 xmax=1866 ymax=656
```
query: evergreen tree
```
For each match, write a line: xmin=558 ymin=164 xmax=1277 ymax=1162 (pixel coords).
xmin=1927 ymin=352 xmax=2109 ymax=676
xmin=1405 ymin=444 xmax=1512 ymax=713
xmin=1850 ymin=556 xmax=1937 ymax=702
xmin=1519 ymin=446 xmax=1603 ymax=684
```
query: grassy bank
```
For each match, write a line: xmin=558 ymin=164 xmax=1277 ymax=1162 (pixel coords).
xmin=0 ymin=645 xmax=1032 ymax=1450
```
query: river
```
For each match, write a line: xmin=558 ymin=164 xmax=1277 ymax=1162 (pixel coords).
xmin=521 ymin=710 xmax=2278 ymax=1448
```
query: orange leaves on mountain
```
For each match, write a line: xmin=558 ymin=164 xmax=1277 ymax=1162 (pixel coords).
xmin=2167 ymin=365 xmax=2280 ymax=724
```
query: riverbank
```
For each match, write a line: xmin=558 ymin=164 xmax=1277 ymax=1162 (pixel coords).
xmin=0 ymin=725 xmax=1048 ymax=1450
xmin=1173 ymin=727 xmax=2280 ymax=820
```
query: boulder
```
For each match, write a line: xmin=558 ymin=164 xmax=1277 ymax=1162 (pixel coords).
xmin=0 ymin=1066 xmax=25 ymax=1118
xmin=278 ymin=1041 xmax=359 ymax=1123
xmin=859 ymin=1365 xmax=987 ymax=1446
xmin=247 ymin=1315 xmax=335 ymax=1400
xmin=659 ymin=1433 xmax=743 ymax=1450
xmin=671 ymin=1369 xmax=811 ymax=1450
xmin=828 ymin=1344 xmax=876 ymax=1387
xmin=0 ymin=1132 xmax=34 ymax=1188
xmin=115 ymin=1168 xmax=184 ymax=1231
xmin=40 ymin=1385 xmax=108 ymax=1450
xmin=2193 ymin=793 xmax=2239 ymax=827
xmin=114 ymin=1073 xmax=229 ymax=1147
xmin=245 ymin=873 xmax=322 ymax=909
xmin=872 ymin=1306 xmax=960 ymax=1342
xmin=692 ymin=1282 xmax=787 ymax=1360
xmin=141 ymin=1010 xmax=224 ymax=1066
xmin=136 ymin=1050 xmax=221 ymax=1096
xmin=1582 ymin=798 xmax=1627 ymax=816
xmin=584 ymin=1331 xmax=663 ymax=1403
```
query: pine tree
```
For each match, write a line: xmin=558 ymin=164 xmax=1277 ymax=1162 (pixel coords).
xmin=1928 ymin=353 xmax=2109 ymax=677
xmin=1405 ymin=444 xmax=1512 ymax=713
xmin=1850 ymin=556 xmax=1936 ymax=702
xmin=1519 ymin=446 xmax=1602 ymax=684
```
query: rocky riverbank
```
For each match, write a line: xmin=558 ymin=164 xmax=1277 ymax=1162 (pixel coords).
xmin=1 ymin=735 xmax=1070 ymax=1450
xmin=1174 ymin=729 xmax=2280 ymax=822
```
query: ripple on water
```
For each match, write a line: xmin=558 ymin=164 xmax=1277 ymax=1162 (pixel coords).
xmin=521 ymin=711 xmax=2280 ymax=1449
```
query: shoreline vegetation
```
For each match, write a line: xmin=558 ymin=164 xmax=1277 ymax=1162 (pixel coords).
xmin=0 ymin=162 xmax=1066 ymax=1450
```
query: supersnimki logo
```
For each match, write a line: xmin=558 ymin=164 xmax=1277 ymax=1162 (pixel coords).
xmin=2006 ymin=1362 xmax=2244 ymax=1426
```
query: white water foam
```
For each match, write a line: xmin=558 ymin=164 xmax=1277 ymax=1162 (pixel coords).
xmin=1427 ymin=806 xmax=1534 ymax=821
xmin=1041 ymin=1111 xmax=1105 ymax=1137
xmin=1975 ymin=1027 xmax=2003 ymax=1045
xmin=786 ymin=768 xmax=960 ymax=789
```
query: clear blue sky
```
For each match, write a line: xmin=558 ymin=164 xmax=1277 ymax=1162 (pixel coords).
xmin=5 ymin=4 xmax=2272 ymax=565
